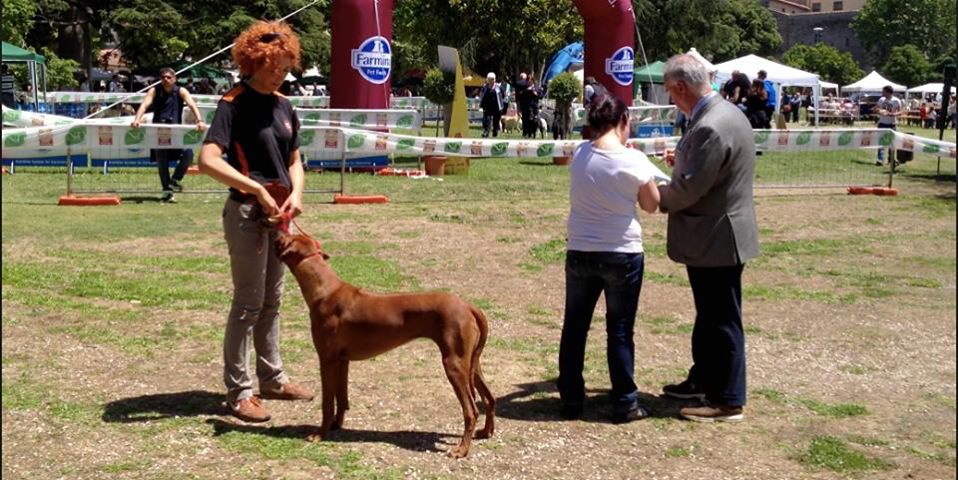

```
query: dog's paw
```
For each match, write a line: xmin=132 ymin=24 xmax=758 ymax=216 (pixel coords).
xmin=305 ymin=428 xmax=326 ymax=443
xmin=448 ymin=445 xmax=469 ymax=459
xmin=475 ymin=427 xmax=494 ymax=439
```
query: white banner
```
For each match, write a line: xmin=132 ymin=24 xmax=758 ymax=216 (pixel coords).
xmin=3 ymin=123 xmax=955 ymax=161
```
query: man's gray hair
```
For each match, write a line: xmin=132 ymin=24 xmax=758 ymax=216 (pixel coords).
xmin=664 ymin=54 xmax=710 ymax=88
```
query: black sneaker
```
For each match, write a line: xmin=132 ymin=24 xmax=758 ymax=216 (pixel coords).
xmin=611 ymin=405 xmax=650 ymax=424
xmin=559 ymin=402 xmax=583 ymax=420
xmin=160 ymin=191 xmax=177 ymax=204
xmin=170 ymin=180 xmax=184 ymax=192
xmin=662 ymin=380 xmax=705 ymax=400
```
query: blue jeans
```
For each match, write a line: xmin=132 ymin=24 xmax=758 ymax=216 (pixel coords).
xmin=876 ymin=123 xmax=896 ymax=162
xmin=558 ymin=250 xmax=644 ymax=412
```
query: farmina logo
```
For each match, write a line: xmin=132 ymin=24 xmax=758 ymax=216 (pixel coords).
xmin=605 ymin=46 xmax=634 ymax=87
xmin=351 ymin=36 xmax=392 ymax=85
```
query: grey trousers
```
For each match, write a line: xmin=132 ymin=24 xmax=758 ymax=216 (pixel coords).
xmin=222 ymin=198 xmax=289 ymax=404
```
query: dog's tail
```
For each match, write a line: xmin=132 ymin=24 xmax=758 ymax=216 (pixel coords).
xmin=469 ymin=305 xmax=489 ymax=382
xmin=469 ymin=305 xmax=495 ymax=437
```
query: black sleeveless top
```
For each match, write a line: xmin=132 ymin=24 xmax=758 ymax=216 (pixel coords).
xmin=151 ymin=85 xmax=183 ymax=124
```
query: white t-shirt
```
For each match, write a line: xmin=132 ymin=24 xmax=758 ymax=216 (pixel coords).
xmin=567 ymin=142 xmax=655 ymax=253
xmin=876 ymin=96 xmax=902 ymax=125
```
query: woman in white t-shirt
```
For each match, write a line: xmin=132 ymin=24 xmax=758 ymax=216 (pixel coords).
xmin=558 ymin=93 xmax=660 ymax=424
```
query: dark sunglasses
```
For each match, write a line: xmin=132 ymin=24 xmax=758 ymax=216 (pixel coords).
xmin=259 ymin=32 xmax=281 ymax=43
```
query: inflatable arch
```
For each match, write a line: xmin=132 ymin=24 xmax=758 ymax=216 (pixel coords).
xmin=328 ymin=0 xmax=635 ymax=111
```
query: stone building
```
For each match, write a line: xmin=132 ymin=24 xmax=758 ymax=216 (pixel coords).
xmin=763 ymin=0 xmax=871 ymax=70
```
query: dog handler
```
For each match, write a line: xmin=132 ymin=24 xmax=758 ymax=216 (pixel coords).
xmin=199 ymin=20 xmax=314 ymax=423
xmin=558 ymin=93 xmax=660 ymax=423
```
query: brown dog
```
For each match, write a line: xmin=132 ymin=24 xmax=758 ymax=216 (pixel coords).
xmin=276 ymin=233 xmax=495 ymax=458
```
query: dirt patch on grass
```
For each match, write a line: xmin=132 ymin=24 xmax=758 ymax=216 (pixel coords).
xmin=3 ymin=182 xmax=955 ymax=479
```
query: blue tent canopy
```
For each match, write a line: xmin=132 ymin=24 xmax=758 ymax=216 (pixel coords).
xmin=543 ymin=42 xmax=584 ymax=85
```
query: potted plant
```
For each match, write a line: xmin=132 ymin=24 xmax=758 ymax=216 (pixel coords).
xmin=546 ymin=72 xmax=581 ymax=165
xmin=423 ymin=67 xmax=456 ymax=137
xmin=421 ymin=67 xmax=456 ymax=175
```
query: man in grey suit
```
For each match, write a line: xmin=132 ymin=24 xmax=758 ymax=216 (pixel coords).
xmin=658 ymin=54 xmax=759 ymax=422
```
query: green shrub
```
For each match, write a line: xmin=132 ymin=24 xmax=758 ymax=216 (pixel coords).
xmin=423 ymin=67 xmax=455 ymax=106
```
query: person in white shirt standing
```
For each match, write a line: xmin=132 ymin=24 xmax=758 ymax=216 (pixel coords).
xmin=558 ymin=92 xmax=660 ymax=424
xmin=875 ymin=85 xmax=902 ymax=166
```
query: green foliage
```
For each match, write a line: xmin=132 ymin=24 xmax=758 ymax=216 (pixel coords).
xmin=547 ymin=72 xmax=581 ymax=105
xmin=22 ymin=0 xmax=331 ymax=74
xmin=1 ymin=0 xmax=35 ymax=46
xmin=783 ymin=43 xmax=864 ymax=86
xmin=633 ymin=0 xmax=782 ymax=62
xmin=883 ymin=44 xmax=934 ymax=86
xmin=40 ymin=48 xmax=80 ymax=90
xmin=852 ymin=0 xmax=957 ymax=66
xmin=423 ymin=68 xmax=455 ymax=105
xmin=797 ymin=436 xmax=894 ymax=473
xmin=394 ymin=0 xmax=583 ymax=77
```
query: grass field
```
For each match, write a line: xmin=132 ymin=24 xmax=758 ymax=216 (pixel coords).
xmin=2 ymin=126 xmax=956 ymax=479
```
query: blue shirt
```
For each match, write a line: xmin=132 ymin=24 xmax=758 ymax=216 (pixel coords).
xmin=763 ymin=79 xmax=776 ymax=108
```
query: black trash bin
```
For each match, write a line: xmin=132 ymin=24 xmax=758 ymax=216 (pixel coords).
xmin=897 ymin=132 xmax=915 ymax=163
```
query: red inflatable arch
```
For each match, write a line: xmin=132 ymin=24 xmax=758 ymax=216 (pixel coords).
xmin=328 ymin=0 xmax=634 ymax=108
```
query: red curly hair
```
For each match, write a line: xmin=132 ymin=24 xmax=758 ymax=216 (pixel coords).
xmin=232 ymin=21 xmax=302 ymax=78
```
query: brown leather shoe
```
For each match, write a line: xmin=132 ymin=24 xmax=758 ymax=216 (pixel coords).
xmin=230 ymin=396 xmax=271 ymax=423
xmin=680 ymin=404 xmax=745 ymax=423
xmin=259 ymin=382 xmax=315 ymax=401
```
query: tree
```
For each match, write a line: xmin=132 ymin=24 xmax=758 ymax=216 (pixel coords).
xmin=882 ymin=44 xmax=933 ymax=86
xmin=783 ymin=43 xmax=863 ymax=86
xmin=22 ymin=0 xmax=331 ymax=76
xmin=1 ymin=0 xmax=35 ymax=47
xmin=394 ymin=0 xmax=582 ymax=81
xmin=851 ymin=0 xmax=956 ymax=67
xmin=634 ymin=0 xmax=782 ymax=63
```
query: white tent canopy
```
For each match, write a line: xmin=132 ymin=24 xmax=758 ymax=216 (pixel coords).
xmin=686 ymin=48 xmax=715 ymax=72
xmin=712 ymin=54 xmax=822 ymax=124
xmin=821 ymin=81 xmax=839 ymax=92
xmin=713 ymin=54 xmax=820 ymax=86
xmin=842 ymin=70 xmax=906 ymax=93
xmin=906 ymin=82 xmax=956 ymax=94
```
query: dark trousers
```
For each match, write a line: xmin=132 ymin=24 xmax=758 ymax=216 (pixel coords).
xmin=520 ymin=108 xmax=537 ymax=137
xmin=481 ymin=110 xmax=501 ymax=138
xmin=558 ymin=251 xmax=644 ymax=411
xmin=686 ymin=264 xmax=747 ymax=407
xmin=151 ymin=149 xmax=192 ymax=191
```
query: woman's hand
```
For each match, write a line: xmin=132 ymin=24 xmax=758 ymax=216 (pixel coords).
xmin=280 ymin=191 xmax=303 ymax=219
xmin=255 ymin=186 xmax=280 ymax=217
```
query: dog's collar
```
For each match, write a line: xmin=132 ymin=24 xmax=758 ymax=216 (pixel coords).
xmin=294 ymin=250 xmax=326 ymax=267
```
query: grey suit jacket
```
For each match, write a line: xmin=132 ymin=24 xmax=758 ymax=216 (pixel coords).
xmin=659 ymin=94 xmax=759 ymax=267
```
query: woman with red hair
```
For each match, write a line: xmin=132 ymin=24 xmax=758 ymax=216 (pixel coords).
xmin=200 ymin=21 xmax=313 ymax=423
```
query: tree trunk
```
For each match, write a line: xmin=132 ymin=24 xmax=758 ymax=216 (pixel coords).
xmin=57 ymin=6 xmax=93 ymax=72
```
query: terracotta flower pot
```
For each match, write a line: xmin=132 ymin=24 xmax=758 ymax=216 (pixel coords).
xmin=553 ymin=156 xmax=571 ymax=166
xmin=424 ymin=156 xmax=447 ymax=176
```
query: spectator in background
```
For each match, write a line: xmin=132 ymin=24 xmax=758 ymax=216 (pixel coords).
xmin=185 ymin=77 xmax=197 ymax=94
xmin=874 ymin=85 xmax=902 ymax=166
xmin=479 ymin=72 xmax=505 ymax=138
xmin=948 ymin=95 xmax=956 ymax=129
xmin=789 ymin=91 xmax=802 ymax=123
xmin=108 ymin=74 xmax=125 ymax=93
xmin=744 ymin=79 xmax=769 ymax=129
xmin=722 ymin=71 xmax=750 ymax=112
xmin=521 ymin=76 xmax=542 ymax=138
xmin=131 ymin=67 xmax=207 ymax=203
xmin=757 ymin=70 xmax=776 ymax=125
xmin=18 ymin=83 xmax=35 ymax=108
xmin=2 ymin=64 xmax=17 ymax=108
